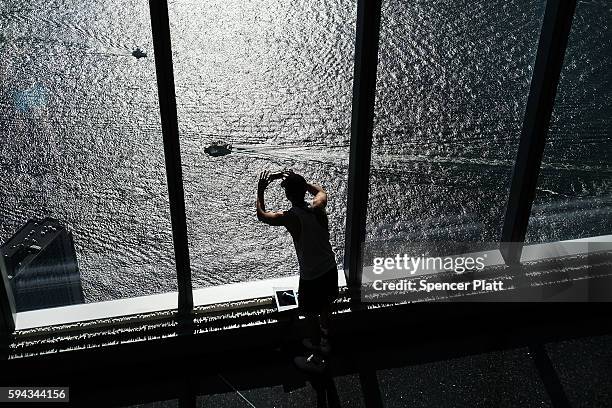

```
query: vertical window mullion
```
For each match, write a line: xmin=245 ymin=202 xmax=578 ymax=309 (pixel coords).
xmin=344 ymin=0 xmax=383 ymax=290
xmin=149 ymin=0 xmax=193 ymax=314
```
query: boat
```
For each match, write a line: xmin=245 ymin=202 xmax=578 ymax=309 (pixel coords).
xmin=204 ymin=141 xmax=232 ymax=157
xmin=132 ymin=48 xmax=147 ymax=59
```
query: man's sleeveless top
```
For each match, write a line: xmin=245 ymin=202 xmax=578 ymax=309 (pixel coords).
xmin=289 ymin=205 xmax=337 ymax=280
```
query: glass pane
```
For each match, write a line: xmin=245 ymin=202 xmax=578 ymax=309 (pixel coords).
xmin=526 ymin=0 xmax=612 ymax=243
xmin=367 ymin=0 xmax=546 ymax=255
xmin=0 ymin=0 xmax=176 ymax=312
xmin=169 ymin=1 xmax=355 ymax=288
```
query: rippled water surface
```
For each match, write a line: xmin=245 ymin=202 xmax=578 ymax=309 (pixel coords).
xmin=0 ymin=0 xmax=610 ymax=302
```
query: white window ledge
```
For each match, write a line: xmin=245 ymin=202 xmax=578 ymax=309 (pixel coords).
xmin=14 ymin=235 xmax=611 ymax=331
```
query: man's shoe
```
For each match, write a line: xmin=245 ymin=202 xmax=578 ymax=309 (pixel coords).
xmin=294 ymin=353 xmax=327 ymax=374
xmin=302 ymin=337 xmax=331 ymax=355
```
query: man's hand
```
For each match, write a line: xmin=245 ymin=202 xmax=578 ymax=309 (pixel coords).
xmin=258 ymin=171 xmax=272 ymax=193
xmin=269 ymin=170 xmax=291 ymax=181
xmin=259 ymin=170 xmax=292 ymax=193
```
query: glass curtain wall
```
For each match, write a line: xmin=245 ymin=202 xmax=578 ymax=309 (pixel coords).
xmin=0 ymin=0 xmax=176 ymax=312
xmin=4 ymin=0 xmax=606 ymax=320
xmin=526 ymin=0 xmax=612 ymax=243
xmin=168 ymin=0 xmax=356 ymax=289
xmin=366 ymin=0 xmax=547 ymax=258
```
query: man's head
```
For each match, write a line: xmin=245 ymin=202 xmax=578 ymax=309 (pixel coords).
xmin=281 ymin=172 xmax=307 ymax=203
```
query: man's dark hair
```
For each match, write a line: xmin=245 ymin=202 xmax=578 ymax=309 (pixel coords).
xmin=281 ymin=173 xmax=307 ymax=201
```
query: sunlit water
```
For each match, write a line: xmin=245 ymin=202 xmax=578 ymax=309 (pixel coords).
xmin=0 ymin=0 xmax=610 ymax=302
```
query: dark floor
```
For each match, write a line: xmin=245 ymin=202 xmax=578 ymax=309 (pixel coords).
xmin=118 ymin=334 xmax=611 ymax=408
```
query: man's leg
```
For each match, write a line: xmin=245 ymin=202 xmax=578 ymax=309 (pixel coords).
xmin=318 ymin=304 xmax=331 ymax=346
xmin=295 ymin=310 xmax=327 ymax=374
xmin=302 ymin=305 xmax=332 ymax=355
xmin=294 ymin=295 xmax=333 ymax=373
xmin=319 ymin=266 xmax=338 ymax=348
xmin=306 ymin=312 xmax=321 ymax=346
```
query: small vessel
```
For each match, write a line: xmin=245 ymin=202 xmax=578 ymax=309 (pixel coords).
xmin=132 ymin=47 xmax=147 ymax=59
xmin=204 ymin=141 xmax=232 ymax=157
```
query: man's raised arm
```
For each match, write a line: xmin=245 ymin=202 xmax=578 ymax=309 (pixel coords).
xmin=256 ymin=171 xmax=287 ymax=226
xmin=307 ymin=181 xmax=327 ymax=209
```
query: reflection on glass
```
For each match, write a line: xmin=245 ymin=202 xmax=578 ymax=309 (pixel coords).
xmin=526 ymin=0 xmax=612 ymax=243
xmin=0 ymin=0 xmax=176 ymax=309
xmin=0 ymin=218 xmax=83 ymax=311
xmin=368 ymin=0 xmax=546 ymax=254
xmin=169 ymin=0 xmax=355 ymax=287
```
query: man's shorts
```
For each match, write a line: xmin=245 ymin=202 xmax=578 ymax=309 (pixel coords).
xmin=298 ymin=266 xmax=339 ymax=313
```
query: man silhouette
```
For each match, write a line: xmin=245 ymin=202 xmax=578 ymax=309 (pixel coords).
xmin=257 ymin=170 xmax=338 ymax=373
